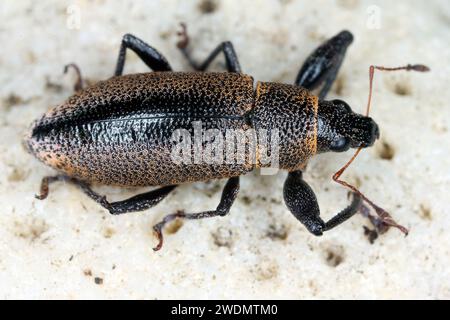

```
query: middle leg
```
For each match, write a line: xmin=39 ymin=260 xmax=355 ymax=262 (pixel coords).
xmin=114 ymin=33 xmax=172 ymax=76
xmin=152 ymin=176 xmax=240 ymax=251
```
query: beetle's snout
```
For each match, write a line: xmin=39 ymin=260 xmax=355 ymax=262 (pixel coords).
xmin=352 ymin=116 xmax=380 ymax=148
xmin=367 ymin=118 xmax=380 ymax=147
xmin=317 ymin=99 xmax=381 ymax=153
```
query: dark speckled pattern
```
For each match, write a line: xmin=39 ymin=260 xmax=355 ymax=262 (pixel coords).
xmin=251 ymin=82 xmax=318 ymax=171
xmin=25 ymin=72 xmax=319 ymax=186
xmin=26 ymin=72 xmax=256 ymax=186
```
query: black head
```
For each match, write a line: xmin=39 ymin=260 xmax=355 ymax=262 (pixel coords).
xmin=317 ymin=99 xmax=380 ymax=153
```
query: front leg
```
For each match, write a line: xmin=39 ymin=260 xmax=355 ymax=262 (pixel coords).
xmin=283 ymin=171 xmax=362 ymax=235
xmin=295 ymin=30 xmax=353 ymax=99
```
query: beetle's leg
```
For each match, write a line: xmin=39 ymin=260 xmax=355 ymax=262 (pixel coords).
xmin=76 ymin=182 xmax=177 ymax=214
xmin=283 ymin=171 xmax=362 ymax=235
xmin=35 ymin=175 xmax=176 ymax=214
xmin=35 ymin=175 xmax=69 ymax=200
xmin=152 ymin=176 xmax=240 ymax=251
xmin=176 ymin=23 xmax=241 ymax=72
xmin=114 ymin=34 xmax=172 ymax=76
xmin=295 ymin=30 xmax=353 ymax=99
xmin=63 ymin=63 xmax=83 ymax=92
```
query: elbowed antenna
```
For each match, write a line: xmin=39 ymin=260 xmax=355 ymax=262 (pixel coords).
xmin=332 ymin=63 xmax=430 ymax=235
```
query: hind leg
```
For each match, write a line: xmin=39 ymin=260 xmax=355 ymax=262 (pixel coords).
xmin=177 ymin=23 xmax=241 ymax=72
xmin=63 ymin=63 xmax=84 ymax=92
xmin=36 ymin=175 xmax=176 ymax=214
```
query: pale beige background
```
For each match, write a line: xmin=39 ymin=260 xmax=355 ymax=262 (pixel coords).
xmin=0 ymin=0 xmax=449 ymax=299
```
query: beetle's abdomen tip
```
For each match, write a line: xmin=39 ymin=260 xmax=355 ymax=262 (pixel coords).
xmin=22 ymin=121 xmax=38 ymax=156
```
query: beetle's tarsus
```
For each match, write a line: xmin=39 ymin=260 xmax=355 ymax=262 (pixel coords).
xmin=359 ymin=203 xmax=389 ymax=234
xmin=35 ymin=175 xmax=68 ymax=201
xmin=63 ymin=63 xmax=84 ymax=92
xmin=152 ymin=228 xmax=163 ymax=251
xmin=372 ymin=204 xmax=409 ymax=235
xmin=323 ymin=192 xmax=363 ymax=231
xmin=152 ymin=211 xmax=186 ymax=251
xmin=358 ymin=199 xmax=409 ymax=237
xmin=35 ymin=179 xmax=49 ymax=200
xmin=152 ymin=223 xmax=164 ymax=251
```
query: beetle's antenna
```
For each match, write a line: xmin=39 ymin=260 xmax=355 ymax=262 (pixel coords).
xmin=333 ymin=63 xmax=430 ymax=235
xmin=365 ymin=64 xmax=429 ymax=116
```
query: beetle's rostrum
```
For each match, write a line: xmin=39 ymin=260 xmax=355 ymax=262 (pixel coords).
xmin=24 ymin=26 xmax=428 ymax=250
xmin=316 ymin=99 xmax=380 ymax=153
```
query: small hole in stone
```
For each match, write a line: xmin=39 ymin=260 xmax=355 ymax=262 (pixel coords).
xmin=211 ymin=227 xmax=233 ymax=248
xmin=3 ymin=93 xmax=25 ymax=109
xmin=198 ymin=0 xmax=218 ymax=14
xmin=419 ymin=204 xmax=432 ymax=221
xmin=323 ymin=246 xmax=345 ymax=267
xmin=83 ymin=269 xmax=92 ymax=277
xmin=377 ymin=141 xmax=395 ymax=160
xmin=103 ymin=227 xmax=115 ymax=239
xmin=241 ymin=195 xmax=252 ymax=205
xmin=266 ymin=221 xmax=288 ymax=241
xmin=394 ymin=82 xmax=412 ymax=96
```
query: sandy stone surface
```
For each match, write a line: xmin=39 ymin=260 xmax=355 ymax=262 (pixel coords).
xmin=0 ymin=0 xmax=449 ymax=299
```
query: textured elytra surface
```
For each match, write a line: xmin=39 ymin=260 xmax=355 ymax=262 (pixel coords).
xmin=26 ymin=72 xmax=256 ymax=186
xmin=1 ymin=0 xmax=449 ymax=299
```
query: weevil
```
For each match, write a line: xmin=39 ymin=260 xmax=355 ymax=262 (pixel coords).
xmin=24 ymin=25 xmax=429 ymax=250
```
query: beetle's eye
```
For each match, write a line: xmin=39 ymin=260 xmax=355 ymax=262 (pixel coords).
xmin=330 ymin=137 xmax=350 ymax=152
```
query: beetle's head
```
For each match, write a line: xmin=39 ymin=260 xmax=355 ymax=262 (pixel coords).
xmin=316 ymin=99 xmax=379 ymax=153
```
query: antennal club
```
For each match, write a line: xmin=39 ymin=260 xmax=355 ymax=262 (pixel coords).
xmin=332 ymin=63 xmax=430 ymax=235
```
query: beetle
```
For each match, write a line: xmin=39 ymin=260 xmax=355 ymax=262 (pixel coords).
xmin=24 ymin=25 xmax=428 ymax=250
